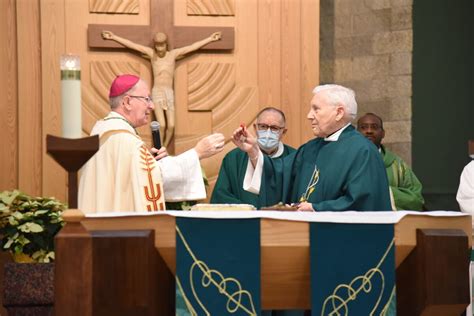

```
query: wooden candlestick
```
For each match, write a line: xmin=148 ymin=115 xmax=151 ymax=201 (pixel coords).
xmin=46 ymin=134 xmax=99 ymax=208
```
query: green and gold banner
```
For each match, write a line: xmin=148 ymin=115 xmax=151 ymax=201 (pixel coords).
xmin=311 ymin=223 xmax=396 ymax=315
xmin=176 ymin=218 xmax=260 ymax=316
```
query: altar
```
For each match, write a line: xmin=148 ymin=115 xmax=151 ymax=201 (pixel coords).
xmin=54 ymin=210 xmax=471 ymax=316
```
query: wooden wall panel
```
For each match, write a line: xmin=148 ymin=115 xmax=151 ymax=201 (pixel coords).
xmin=0 ymin=0 xmax=18 ymax=191
xmin=17 ymin=0 xmax=42 ymax=196
xmin=301 ymin=0 xmax=320 ymax=142
xmin=281 ymin=0 xmax=302 ymax=147
xmin=89 ymin=0 xmax=139 ymax=14
xmin=258 ymin=0 xmax=282 ymax=112
xmin=40 ymin=0 xmax=66 ymax=201
xmin=186 ymin=0 xmax=235 ymax=16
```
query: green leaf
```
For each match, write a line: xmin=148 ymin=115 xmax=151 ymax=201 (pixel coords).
xmin=17 ymin=235 xmax=30 ymax=246
xmin=18 ymin=222 xmax=44 ymax=233
xmin=34 ymin=210 xmax=48 ymax=216
xmin=12 ymin=211 xmax=24 ymax=220
xmin=0 ymin=190 xmax=20 ymax=205
xmin=3 ymin=232 xmax=19 ymax=249
xmin=8 ymin=216 xmax=19 ymax=226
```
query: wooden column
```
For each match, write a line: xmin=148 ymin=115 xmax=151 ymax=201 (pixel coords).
xmin=55 ymin=212 xmax=174 ymax=315
xmin=54 ymin=210 xmax=93 ymax=316
xmin=397 ymin=229 xmax=470 ymax=316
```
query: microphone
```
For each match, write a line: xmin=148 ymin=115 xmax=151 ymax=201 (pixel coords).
xmin=150 ymin=121 xmax=161 ymax=150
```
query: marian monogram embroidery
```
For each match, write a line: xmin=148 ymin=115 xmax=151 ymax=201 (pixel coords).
xmin=140 ymin=145 xmax=165 ymax=211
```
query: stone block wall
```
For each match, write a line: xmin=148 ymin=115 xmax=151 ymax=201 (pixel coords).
xmin=320 ymin=0 xmax=413 ymax=164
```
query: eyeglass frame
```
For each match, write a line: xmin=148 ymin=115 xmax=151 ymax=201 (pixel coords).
xmin=126 ymin=95 xmax=153 ymax=104
xmin=255 ymin=123 xmax=285 ymax=133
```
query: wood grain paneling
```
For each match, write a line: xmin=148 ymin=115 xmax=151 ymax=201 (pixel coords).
xmin=17 ymin=0 xmax=42 ymax=196
xmin=301 ymin=0 xmax=320 ymax=142
xmin=187 ymin=0 xmax=234 ymax=16
xmin=281 ymin=0 xmax=302 ymax=148
xmin=187 ymin=62 xmax=236 ymax=111
xmin=0 ymin=0 xmax=18 ymax=191
xmin=40 ymin=0 xmax=67 ymax=201
xmin=258 ymin=0 xmax=282 ymax=111
xmin=89 ymin=0 xmax=139 ymax=14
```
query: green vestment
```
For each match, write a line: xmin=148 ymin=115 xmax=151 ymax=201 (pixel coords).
xmin=263 ymin=125 xmax=391 ymax=211
xmin=211 ymin=145 xmax=295 ymax=208
xmin=381 ymin=145 xmax=424 ymax=211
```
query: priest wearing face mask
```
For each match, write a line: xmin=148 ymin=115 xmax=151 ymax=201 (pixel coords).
xmin=232 ymin=84 xmax=391 ymax=212
xmin=211 ymin=107 xmax=296 ymax=208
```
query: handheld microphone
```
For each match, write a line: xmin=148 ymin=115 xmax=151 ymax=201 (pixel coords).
xmin=150 ymin=121 xmax=161 ymax=150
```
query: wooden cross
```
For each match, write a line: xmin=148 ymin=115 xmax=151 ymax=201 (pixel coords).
xmin=88 ymin=0 xmax=234 ymax=50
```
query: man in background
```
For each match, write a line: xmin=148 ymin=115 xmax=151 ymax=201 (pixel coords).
xmin=357 ymin=112 xmax=424 ymax=211
xmin=211 ymin=107 xmax=295 ymax=208
xmin=232 ymin=84 xmax=391 ymax=212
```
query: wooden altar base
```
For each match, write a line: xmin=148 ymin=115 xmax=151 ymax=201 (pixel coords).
xmin=55 ymin=211 xmax=472 ymax=315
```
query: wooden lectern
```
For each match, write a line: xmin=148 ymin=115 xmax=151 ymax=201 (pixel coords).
xmin=55 ymin=211 xmax=472 ymax=316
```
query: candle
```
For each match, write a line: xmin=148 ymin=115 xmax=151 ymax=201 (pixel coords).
xmin=60 ymin=54 xmax=82 ymax=138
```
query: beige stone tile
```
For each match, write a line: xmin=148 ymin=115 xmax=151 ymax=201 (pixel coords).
xmin=353 ymin=9 xmax=391 ymax=36
xmin=335 ymin=0 xmax=371 ymax=16
xmin=365 ymin=0 xmax=391 ymax=10
xmin=319 ymin=60 xmax=335 ymax=83
xmin=334 ymin=15 xmax=353 ymax=38
xmin=352 ymin=55 xmax=390 ymax=80
xmin=384 ymin=142 xmax=412 ymax=165
xmin=373 ymin=30 xmax=412 ymax=54
xmin=388 ymin=75 xmax=412 ymax=97
xmin=390 ymin=52 xmax=412 ymax=75
xmin=334 ymin=58 xmax=353 ymax=81
xmin=390 ymin=0 xmax=413 ymax=8
xmin=384 ymin=120 xmax=411 ymax=143
xmin=389 ymin=96 xmax=412 ymax=120
xmin=391 ymin=5 xmax=412 ymax=30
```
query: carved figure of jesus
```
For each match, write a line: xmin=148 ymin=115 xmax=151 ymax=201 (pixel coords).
xmin=101 ymin=31 xmax=222 ymax=146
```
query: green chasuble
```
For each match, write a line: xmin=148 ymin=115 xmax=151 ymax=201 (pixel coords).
xmin=263 ymin=125 xmax=391 ymax=211
xmin=211 ymin=145 xmax=295 ymax=208
xmin=381 ymin=145 xmax=424 ymax=211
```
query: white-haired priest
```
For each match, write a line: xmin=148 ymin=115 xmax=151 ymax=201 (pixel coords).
xmin=78 ymin=74 xmax=224 ymax=213
xmin=232 ymin=84 xmax=392 ymax=212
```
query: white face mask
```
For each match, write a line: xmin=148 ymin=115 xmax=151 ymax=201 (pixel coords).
xmin=257 ymin=129 xmax=280 ymax=152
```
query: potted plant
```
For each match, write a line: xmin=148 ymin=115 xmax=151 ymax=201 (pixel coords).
xmin=0 ymin=190 xmax=66 ymax=263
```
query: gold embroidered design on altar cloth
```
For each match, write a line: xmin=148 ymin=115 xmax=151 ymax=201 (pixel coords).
xmin=140 ymin=145 xmax=164 ymax=211
xmin=176 ymin=225 xmax=257 ymax=316
xmin=300 ymin=164 xmax=320 ymax=202
xmin=321 ymin=238 xmax=395 ymax=316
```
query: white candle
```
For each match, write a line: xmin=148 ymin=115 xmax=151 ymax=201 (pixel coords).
xmin=60 ymin=54 xmax=82 ymax=138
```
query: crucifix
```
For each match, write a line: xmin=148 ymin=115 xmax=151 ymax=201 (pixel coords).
xmin=88 ymin=0 xmax=234 ymax=147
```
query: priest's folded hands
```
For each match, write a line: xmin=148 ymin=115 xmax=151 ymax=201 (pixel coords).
xmin=292 ymin=202 xmax=315 ymax=212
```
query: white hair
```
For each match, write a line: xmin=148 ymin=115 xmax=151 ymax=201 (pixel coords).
xmin=312 ymin=84 xmax=357 ymax=120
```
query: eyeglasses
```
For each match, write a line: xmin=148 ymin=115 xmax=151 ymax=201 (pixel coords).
xmin=127 ymin=95 xmax=153 ymax=104
xmin=256 ymin=123 xmax=285 ymax=133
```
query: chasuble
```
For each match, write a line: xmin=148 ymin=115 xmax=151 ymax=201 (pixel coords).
xmin=248 ymin=125 xmax=391 ymax=211
xmin=78 ymin=112 xmax=205 ymax=213
xmin=381 ymin=145 xmax=424 ymax=211
xmin=211 ymin=144 xmax=295 ymax=208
